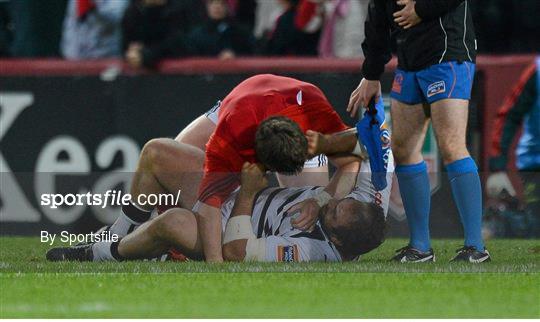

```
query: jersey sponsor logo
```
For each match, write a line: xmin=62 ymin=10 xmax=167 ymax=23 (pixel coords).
xmin=391 ymin=73 xmax=403 ymax=94
xmin=277 ymin=245 xmax=299 ymax=262
xmin=427 ymin=81 xmax=446 ymax=97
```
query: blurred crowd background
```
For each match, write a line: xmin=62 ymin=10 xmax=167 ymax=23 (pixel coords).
xmin=0 ymin=0 xmax=538 ymax=68
xmin=1 ymin=0 xmax=538 ymax=239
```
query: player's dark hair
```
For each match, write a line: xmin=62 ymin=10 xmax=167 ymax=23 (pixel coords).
xmin=333 ymin=200 xmax=386 ymax=258
xmin=255 ymin=116 xmax=308 ymax=175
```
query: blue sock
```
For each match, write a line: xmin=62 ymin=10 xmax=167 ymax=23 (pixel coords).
xmin=446 ymin=157 xmax=484 ymax=250
xmin=396 ymin=161 xmax=431 ymax=252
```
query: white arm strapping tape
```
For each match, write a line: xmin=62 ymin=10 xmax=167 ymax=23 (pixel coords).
xmin=223 ymin=215 xmax=254 ymax=244
xmin=313 ymin=190 xmax=332 ymax=207
xmin=223 ymin=215 xmax=267 ymax=261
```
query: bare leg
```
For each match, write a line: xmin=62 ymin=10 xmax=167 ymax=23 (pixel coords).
xmin=175 ymin=115 xmax=216 ymax=150
xmin=430 ymin=98 xmax=484 ymax=252
xmin=118 ymin=208 xmax=203 ymax=260
xmin=131 ymin=138 xmax=205 ymax=210
xmin=130 ymin=115 xmax=216 ymax=210
xmin=391 ymin=99 xmax=433 ymax=253
xmin=109 ymin=116 xmax=213 ymax=236
xmin=430 ymin=99 xmax=470 ymax=165
xmin=390 ymin=100 xmax=430 ymax=165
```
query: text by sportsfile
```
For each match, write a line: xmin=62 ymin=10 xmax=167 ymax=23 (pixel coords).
xmin=40 ymin=230 xmax=119 ymax=246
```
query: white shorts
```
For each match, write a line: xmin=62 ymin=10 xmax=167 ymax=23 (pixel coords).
xmin=205 ymin=101 xmax=328 ymax=169
xmin=205 ymin=100 xmax=222 ymax=124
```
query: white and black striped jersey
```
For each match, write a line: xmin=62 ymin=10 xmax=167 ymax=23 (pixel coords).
xmin=220 ymin=158 xmax=394 ymax=262
xmin=221 ymin=185 xmax=342 ymax=262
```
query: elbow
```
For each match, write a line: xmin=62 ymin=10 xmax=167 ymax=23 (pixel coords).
xmin=222 ymin=240 xmax=247 ymax=262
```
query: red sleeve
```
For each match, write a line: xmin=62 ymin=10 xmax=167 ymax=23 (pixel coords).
xmin=491 ymin=63 xmax=536 ymax=155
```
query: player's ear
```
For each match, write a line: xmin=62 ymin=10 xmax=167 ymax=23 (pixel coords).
xmin=254 ymin=163 xmax=267 ymax=173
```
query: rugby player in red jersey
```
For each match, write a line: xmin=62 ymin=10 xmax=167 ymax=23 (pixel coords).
xmin=194 ymin=74 xmax=352 ymax=261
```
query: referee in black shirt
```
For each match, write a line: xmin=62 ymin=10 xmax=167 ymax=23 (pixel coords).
xmin=348 ymin=0 xmax=490 ymax=263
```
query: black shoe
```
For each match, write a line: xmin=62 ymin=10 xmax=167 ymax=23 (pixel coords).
xmin=391 ymin=245 xmax=435 ymax=263
xmin=450 ymin=246 xmax=491 ymax=263
xmin=46 ymin=244 xmax=94 ymax=262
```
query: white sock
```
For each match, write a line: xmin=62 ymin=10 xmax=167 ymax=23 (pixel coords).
xmin=109 ymin=213 xmax=138 ymax=238
xmin=92 ymin=242 xmax=115 ymax=261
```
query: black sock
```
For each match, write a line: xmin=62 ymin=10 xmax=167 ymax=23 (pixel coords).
xmin=122 ymin=202 xmax=152 ymax=223
xmin=110 ymin=241 xmax=124 ymax=261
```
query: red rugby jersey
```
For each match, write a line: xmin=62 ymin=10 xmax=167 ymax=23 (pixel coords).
xmin=198 ymin=74 xmax=349 ymax=207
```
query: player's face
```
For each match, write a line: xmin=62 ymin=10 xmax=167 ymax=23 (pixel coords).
xmin=320 ymin=198 xmax=356 ymax=236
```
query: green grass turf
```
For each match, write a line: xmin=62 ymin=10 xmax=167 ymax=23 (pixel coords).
xmin=0 ymin=237 xmax=539 ymax=318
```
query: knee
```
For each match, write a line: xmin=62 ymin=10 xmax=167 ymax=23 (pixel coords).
xmin=391 ymin=140 xmax=413 ymax=164
xmin=149 ymin=208 xmax=193 ymax=241
xmin=141 ymin=138 xmax=175 ymax=165
xmin=141 ymin=138 xmax=204 ymax=172
xmin=438 ymin=146 xmax=453 ymax=164
xmin=438 ymin=141 xmax=468 ymax=164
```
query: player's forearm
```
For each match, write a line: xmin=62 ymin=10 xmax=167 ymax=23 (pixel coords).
xmin=197 ymin=205 xmax=223 ymax=262
xmin=325 ymin=159 xmax=360 ymax=199
xmin=223 ymin=189 xmax=258 ymax=261
xmin=230 ymin=189 xmax=257 ymax=218
xmin=320 ymin=133 xmax=358 ymax=156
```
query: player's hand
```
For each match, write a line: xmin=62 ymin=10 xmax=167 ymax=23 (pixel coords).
xmin=487 ymin=172 xmax=516 ymax=198
xmin=347 ymin=78 xmax=381 ymax=118
xmin=287 ymin=198 xmax=320 ymax=232
xmin=394 ymin=0 xmax=422 ymax=29
xmin=240 ymin=162 xmax=268 ymax=195
xmin=306 ymin=130 xmax=328 ymax=157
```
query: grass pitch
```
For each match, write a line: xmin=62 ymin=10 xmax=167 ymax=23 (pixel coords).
xmin=0 ymin=237 xmax=538 ymax=318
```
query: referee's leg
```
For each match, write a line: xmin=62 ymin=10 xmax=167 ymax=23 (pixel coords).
xmin=391 ymin=100 xmax=432 ymax=253
xmin=431 ymin=98 xmax=485 ymax=251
